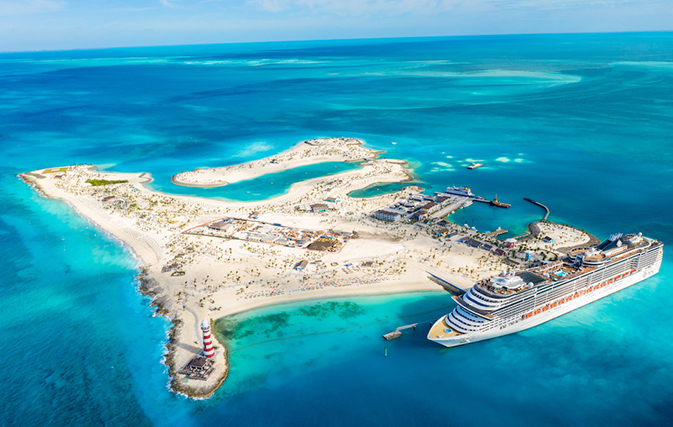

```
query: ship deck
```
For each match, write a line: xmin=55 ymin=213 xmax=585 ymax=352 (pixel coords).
xmin=476 ymin=240 xmax=658 ymax=297
xmin=428 ymin=316 xmax=463 ymax=340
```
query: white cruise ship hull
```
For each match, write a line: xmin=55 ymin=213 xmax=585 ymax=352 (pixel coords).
xmin=429 ymin=260 xmax=662 ymax=348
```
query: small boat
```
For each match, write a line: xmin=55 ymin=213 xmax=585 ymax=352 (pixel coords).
xmin=391 ymin=141 xmax=398 ymax=145
xmin=490 ymin=194 xmax=511 ymax=208
xmin=467 ymin=162 xmax=483 ymax=169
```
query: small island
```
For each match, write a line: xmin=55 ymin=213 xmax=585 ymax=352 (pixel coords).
xmin=19 ymin=138 xmax=593 ymax=398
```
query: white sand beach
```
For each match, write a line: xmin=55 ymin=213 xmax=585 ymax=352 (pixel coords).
xmin=20 ymin=138 xmax=590 ymax=398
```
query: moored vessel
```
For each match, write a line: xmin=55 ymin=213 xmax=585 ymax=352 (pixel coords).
xmin=490 ymin=194 xmax=510 ymax=208
xmin=428 ymin=232 xmax=663 ymax=347
xmin=442 ymin=186 xmax=476 ymax=198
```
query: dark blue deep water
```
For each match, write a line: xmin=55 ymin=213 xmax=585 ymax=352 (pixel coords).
xmin=1 ymin=33 xmax=672 ymax=426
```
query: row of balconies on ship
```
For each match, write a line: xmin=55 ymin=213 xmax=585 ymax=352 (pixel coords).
xmin=455 ymin=284 xmax=539 ymax=322
xmin=462 ymin=286 xmax=528 ymax=311
xmin=446 ymin=306 xmax=490 ymax=333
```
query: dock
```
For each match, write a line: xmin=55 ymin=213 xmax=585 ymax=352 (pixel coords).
xmin=474 ymin=196 xmax=510 ymax=208
xmin=383 ymin=330 xmax=402 ymax=340
xmin=485 ymin=229 xmax=508 ymax=237
xmin=383 ymin=322 xmax=431 ymax=341
xmin=430 ymin=199 xmax=470 ymax=219
xmin=524 ymin=197 xmax=550 ymax=222
xmin=425 ymin=270 xmax=466 ymax=296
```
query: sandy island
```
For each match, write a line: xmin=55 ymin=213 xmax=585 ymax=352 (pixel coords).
xmin=172 ymin=137 xmax=383 ymax=188
xmin=20 ymin=138 xmax=593 ymax=398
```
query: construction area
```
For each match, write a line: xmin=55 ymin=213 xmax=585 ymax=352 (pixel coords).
xmin=183 ymin=217 xmax=350 ymax=253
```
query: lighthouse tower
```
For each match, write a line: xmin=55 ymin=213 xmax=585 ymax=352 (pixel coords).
xmin=201 ymin=320 xmax=215 ymax=358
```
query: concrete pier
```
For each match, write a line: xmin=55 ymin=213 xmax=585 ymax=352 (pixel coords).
xmin=524 ymin=197 xmax=550 ymax=222
xmin=383 ymin=322 xmax=431 ymax=340
xmin=485 ymin=229 xmax=508 ymax=237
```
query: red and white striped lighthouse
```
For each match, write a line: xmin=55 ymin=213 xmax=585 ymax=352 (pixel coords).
xmin=201 ymin=319 xmax=215 ymax=358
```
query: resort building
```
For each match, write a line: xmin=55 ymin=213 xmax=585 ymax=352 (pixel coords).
xmin=209 ymin=220 xmax=234 ymax=232
xmin=294 ymin=260 xmax=308 ymax=270
xmin=311 ymin=203 xmax=328 ymax=213
xmin=461 ymin=238 xmax=483 ymax=248
xmin=373 ymin=208 xmax=405 ymax=222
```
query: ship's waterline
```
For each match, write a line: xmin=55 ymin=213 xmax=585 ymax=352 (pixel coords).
xmin=430 ymin=233 xmax=663 ymax=347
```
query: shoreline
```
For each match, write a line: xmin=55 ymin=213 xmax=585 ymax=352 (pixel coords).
xmin=170 ymin=174 xmax=227 ymax=188
xmin=19 ymin=137 xmax=594 ymax=399
xmin=171 ymin=137 xmax=380 ymax=188
xmin=17 ymin=138 xmax=424 ymax=399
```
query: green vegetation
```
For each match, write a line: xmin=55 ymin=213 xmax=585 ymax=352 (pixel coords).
xmin=86 ymin=178 xmax=128 ymax=186
xmin=43 ymin=167 xmax=69 ymax=173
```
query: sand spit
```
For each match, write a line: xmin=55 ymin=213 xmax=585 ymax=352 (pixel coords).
xmin=172 ymin=137 xmax=377 ymax=188
xmin=20 ymin=138 xmax=589 ymax=398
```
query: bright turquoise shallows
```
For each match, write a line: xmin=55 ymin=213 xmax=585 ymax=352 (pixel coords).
xmin=1 ymin=33 xmax=672 ymax=426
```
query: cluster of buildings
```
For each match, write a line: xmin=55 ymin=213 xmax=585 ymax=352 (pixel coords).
xmin=296 ymin=197 xmax=340 ymax=213
xmin=459 ymin=237 xmax=508 ymax=257
xmin=372 ymin=187 xmax=474 ymax=223
xmin=372 ymin=193 xmax=443 ymax=222
xmin=185 ymin=217 xmax=348 ymax=253
xmin=458 ymin=235 xmax=552 ymax=267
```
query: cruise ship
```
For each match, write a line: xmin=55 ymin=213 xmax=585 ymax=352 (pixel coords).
xmin=443 ymin=186 xmax=476 ymax=198
xmin=428 ymin=232 xmax=663 ymax=347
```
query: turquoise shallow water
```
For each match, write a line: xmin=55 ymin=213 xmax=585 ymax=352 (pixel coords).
xmin=143 ymin=161 xmax=359 ymax=201
xmin=1 ymin=33 xmax=673 ymax=426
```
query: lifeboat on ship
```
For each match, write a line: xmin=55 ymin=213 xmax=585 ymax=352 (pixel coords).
xmin=543 ymin=306 xmax=550 ymax=312
xmin=551 ymin=302 xmax=558 ymax=308
xmin=566 ymin=296 xmax=573 ymax=302
xmin=526 ymin=313 xmax=533 ymax=318
xmin=534 ymin=309 xmax=542 ymax=315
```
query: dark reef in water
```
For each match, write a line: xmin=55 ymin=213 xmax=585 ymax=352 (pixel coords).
xmin=215 ymin=301 xmax=367 ymax=345
xmin=299 ymin=301 xmax=366 ymax=319
xmin=217 ymin=312 xmax=291 ymax=340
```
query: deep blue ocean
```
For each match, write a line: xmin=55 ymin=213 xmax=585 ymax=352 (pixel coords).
xmin=1 ymin=33 xmax=672 ymax=426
